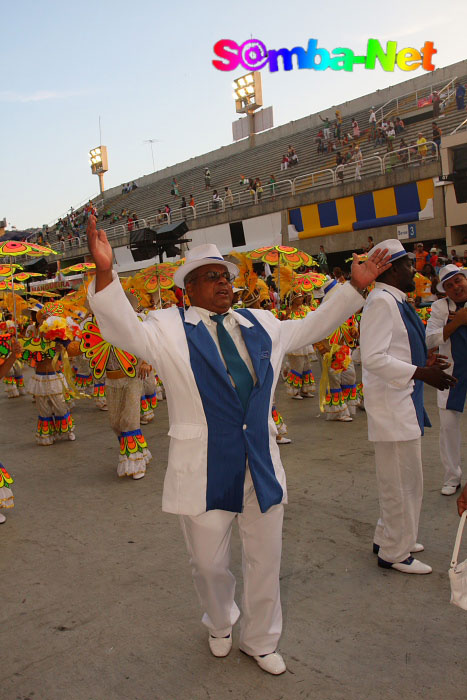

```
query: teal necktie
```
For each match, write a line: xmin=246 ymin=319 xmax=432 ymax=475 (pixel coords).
xmin=211 ymin=314 xmax=254 ymax=411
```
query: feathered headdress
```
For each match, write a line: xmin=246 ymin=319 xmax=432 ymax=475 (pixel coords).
xmin=230 ymin=252 xmax=257 ymax=294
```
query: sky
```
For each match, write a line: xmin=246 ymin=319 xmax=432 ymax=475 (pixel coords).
xmin=1 ymin=0 xmax=467 ymax=230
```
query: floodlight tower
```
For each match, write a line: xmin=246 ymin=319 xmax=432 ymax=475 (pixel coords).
xmin=232 ymin=71 xmax=263 ymax=146
xmin=88 ymin=146 xmax=109 ymax=194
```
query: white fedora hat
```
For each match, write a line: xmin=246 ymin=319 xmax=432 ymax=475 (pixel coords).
xmin=367 ymin=238 xmax=408 ymax=263
xmin=437 ymin=264 xmax=467 ymax=293
xmin=173 ymin=244 xmax=239 ymax=289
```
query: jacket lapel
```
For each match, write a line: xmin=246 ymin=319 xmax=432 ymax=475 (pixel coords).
xmin=236 ymin=311 xmax=271 ymax=388
xmin=181 ymin=309 xmax=240 ymax=399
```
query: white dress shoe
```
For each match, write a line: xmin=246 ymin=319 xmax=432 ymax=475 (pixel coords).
xmin=337 ymin=415 xmax=353 ymax=422
xmin=209 ymin=633 xmax=232 ymax=657
xmin=378 ymin=555 xmax=432 ymax=574
xmin=132 ymin=472 xmax=146 ymax=480
xmin=253 ymin=652 xmax=286 ymax=675
xmin=291 ymin=395 xmax=303 ymax=400
xmin=441 ymin=483 xmax=460 ymax=496
xmin=276 ymin=436 xmax=292 ymax=444
xmin=0 ymin=512 xmax=6 ymax=524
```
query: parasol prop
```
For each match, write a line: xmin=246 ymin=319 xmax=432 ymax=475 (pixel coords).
xmin=0 ymin=240 xmax=57 ymax=327
xmin=60 ymin=262 xmax=96 ymax=275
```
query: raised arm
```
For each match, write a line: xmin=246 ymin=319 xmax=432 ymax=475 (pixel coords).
xmin=86 ymin=215 xmax=114 ymax=292
xmin=281 ymin=248 xmax=391 ymax=353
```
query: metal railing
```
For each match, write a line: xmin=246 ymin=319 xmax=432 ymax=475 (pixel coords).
xmin=294 ymin=168 xmax=335 ymax=191
xmin=381 ymin=141 xmax=439 ymax=171
xmin=451 ymin=117 xmax=467 ymax=135
xmin=374 ymin=77 xmax=457 ymax=122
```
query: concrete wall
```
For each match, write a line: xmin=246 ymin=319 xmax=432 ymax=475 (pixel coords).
xmin=103 ymin=60 xmax=467 ymax=200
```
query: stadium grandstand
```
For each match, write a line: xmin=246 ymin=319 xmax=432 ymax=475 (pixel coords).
xmin=4 ymin=58 xmax=467 ymax=278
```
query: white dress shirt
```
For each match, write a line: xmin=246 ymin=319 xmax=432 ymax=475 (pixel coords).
xmin=193 ymin=306 xmax=257 ymax=384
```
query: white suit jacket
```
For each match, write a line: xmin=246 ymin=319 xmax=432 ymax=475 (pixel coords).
xmin=89 ymin=273 xmax=363 ymax=515
xmin=360 ymin=282 xmax=421 ymax=442
xmin=426 ymin=297 xmax=460 ymax=409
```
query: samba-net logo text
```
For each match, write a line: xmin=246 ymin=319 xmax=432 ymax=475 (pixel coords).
xmin=212 ymin=38 xmax=437 ymax=74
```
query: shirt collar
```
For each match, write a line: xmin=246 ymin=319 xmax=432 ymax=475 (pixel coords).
xmin=193 ymin=306 xmax=238 ymax=327
xmin=374 ymin=281 xmax=407 ymax=302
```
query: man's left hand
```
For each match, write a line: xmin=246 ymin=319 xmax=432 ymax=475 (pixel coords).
xmin=350 ymin=248 xmax=391 ymax=290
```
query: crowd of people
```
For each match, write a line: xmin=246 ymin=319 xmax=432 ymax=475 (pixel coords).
xmin=1 ymin=214 xmax=466 ymax=675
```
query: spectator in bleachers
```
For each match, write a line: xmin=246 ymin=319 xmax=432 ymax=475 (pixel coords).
xmin=171 ymin=177 xmax=180 ymax=197
xmin=181 ymin=197 xmax=188 ymax=219
xmin=269 ymin=175 xmax=276 ymax=200
xmin=164 ymin=204 xmax=171 ymax=217
xmin=255 ymin=178 xmax=263 ymax=201
xmin=386 ymin=123 xmax=396 ymax=150
xmin=455 ymin=82 xmax=465 ymax=110
xmin=319 ymin=115 xmax=331 ymax=140
xmin=369 ymin=109 xmax=376 ymax=140
xmin=156 ymin=209 xmax=164 ymax=224
xmin=224 ymin=187 xmax=234 ymax=207
xmin=239 ymin=174 xmax=249 ymax=186
xmin=316 ymin=129 xmax=324 ymax=154
xmin=132 ymin=213 xmax=139 ymax=229
xmin=394 ymin=116 xmax=405 ymax=134
xmin=189 ymin=195 xmax=195 ymax=209
xmin=375 ymin=125 xmax=385 ymax=146
xmin=333 ymin=120 xmax=341 ymax=142
xmin=204 ymin=167 xmax=211 ymax=189
xmin=352 ymin=118 xmax=360 ymax=139
xmin=432 ymin=122 xmax=442 ymax=155
xmin=335 ymin=109 xmax=343 ymax=125
xmin=417 ymin=132 xmax=428 ymax=162
xmin=131 ymin=181 xmax=138 ymax=191
xmin=353 ymin=145 xmax=363 ymax=181
xmin=288 ymin=148 xmax=298 ymax=166
xmin=103 ymin=209 xmax=112 ymax=220
xmin=432 ymin=91 xmax=441 ymax=118
xmin=212 ymin=190 xmax=221 ymax=210
xmin=280 ymin=154 xmax=289 ymax=170
xmin=248 ymin=178 xmax=256 ymax=202
xmin=336 ymin=152 xmax=345 ymax=184
xmin=127 ymin=215 xmax=135 ymax=233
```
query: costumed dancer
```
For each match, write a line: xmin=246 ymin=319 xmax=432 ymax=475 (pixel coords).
xmin=426 ymin=265 xmax=467 ymax=496
xmin=80 ymin=300 xmax=152 ymax=480
xmin=242 ymin=275 xmax=292 ymax=446
xmin=283 ymin=289 xmax=315 ymax=400
xmin=316 ymin=278 xmax=362 ymax=421
xmin=0 ymin=338 xmax=22 ymax=523
xmin=1 ymin=315 xmax=26 ymax=398
xmin=21 ymin=303 xmax=78 ymax=445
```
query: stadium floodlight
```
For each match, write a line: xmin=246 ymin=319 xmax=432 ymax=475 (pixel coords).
xmin=88 ymin=145 xmax=108 ymax=193
xmin=232 ymin=71 xmax=263 ymax=114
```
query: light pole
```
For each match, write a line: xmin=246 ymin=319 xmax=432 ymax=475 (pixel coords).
xmin=144 ymin=138 xmax=161 ymax=172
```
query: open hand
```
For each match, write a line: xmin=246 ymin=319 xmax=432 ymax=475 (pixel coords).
xmin=426 ymin=352 xmax=450 ymax=370
xmin=86 ymin=215 xmax=113 ymax=272
xmin=350 ymin=248 xmax=391 ymax=290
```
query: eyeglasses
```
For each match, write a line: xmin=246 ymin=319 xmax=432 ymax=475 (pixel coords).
xmin=190 ymin=270 xmax=235 ymax=283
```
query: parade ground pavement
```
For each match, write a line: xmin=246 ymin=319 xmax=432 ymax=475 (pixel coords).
xmin=1 ymin=364 xmax=466 ymax=700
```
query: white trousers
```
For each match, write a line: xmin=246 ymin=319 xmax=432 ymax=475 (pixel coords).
xmin=373 ymin=438 xmax=423 ymax=563
xmin=439 ymin=408 xmax=463 ymax=487
xmin=180 ymin=468 xmax=283 ymax=656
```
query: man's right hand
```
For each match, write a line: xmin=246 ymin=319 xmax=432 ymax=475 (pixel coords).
xmin=413 ymin=365 xmax=458 ymax=390
xmin=86 ymin=215 xmax=113 ymax=291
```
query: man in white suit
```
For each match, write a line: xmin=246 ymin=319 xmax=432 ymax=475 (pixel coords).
xmin=86 ymin=215 xmax=389 ymax=674
xmin=426 ymin=265 xmax=467 ymax=495
xmin=360 ymin=240 xmax=456 ymax=575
